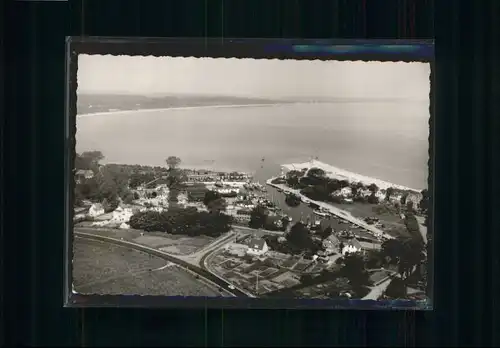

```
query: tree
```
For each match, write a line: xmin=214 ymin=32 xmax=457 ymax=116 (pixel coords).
xmin=95 ymin=168 xmax=120 ymax=211
xmin=367 ymin=192 xmax=379 ymax=204
xmin=284 ymin=193 xmax=301 ymax=207
xmin=207 ymin=198 xmax=227 ymax=214
xmin=381 ymin=238 xmax=405 ymax=265
xmin=406 ymin=200 xmax=415 ymax=213
xmin=285 ymin=170 xmax=303 ymax=188
xmin=203 ymin=190 xmax=221 ymax=207
xmin=385 ymin=187 xmax=395 ymax=201
xmin=368 ymin=183 xmax=379 ymax=193
xmin=319 ymin=226 xmax=333 ymax=239
xmin=338 ymin=180 xmax=350 ymax=188
xmin=404 ymin=213 xmax=421 ymax=241
xmin=339 ymin=241 xmax=345 ymax=254
xmin=164 ymin=156 xmax=186 ymax=205
xmin=419 ymin=189 xmax=429 ymax=213
xmin=327 ymin=179 xmax=342 ymax=193
xmin=249 ymin=205 xmax=268 ymax=229
xmin=400 ymin=192 xmax=409 ymax=205
xmin=307 ymin=167 xmax=326 ymax=179
xmin=364 ymin=250 xmax=383 ymax=269
xmin=81 ymin=151 xmax=105 ymax=172
xmin=166 ymin=156 xmax=181 ymax=169
xmin=340 ymin=253 xmax=371 ymax=288
xmin=398 ymin=239 xmax=425 ymax=282
xmin=287 ymin=222 xmax=314 ymax=250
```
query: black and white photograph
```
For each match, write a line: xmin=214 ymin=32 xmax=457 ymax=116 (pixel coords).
xmin=71 ymin=51 xmax=431 ymax=304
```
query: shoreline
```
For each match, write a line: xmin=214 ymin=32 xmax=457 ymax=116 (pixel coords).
xmin=265 ymin=177 xmax=394 ymax=240
xmin=76 ymin=102 xmax=308 ymax=118
xmin=282 ymin=160 xmax=423 ymax=193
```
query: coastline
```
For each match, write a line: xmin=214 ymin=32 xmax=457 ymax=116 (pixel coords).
xmin=76 ymin=102 xmax=306 ymax=118
xmin=282 ymin=160 xmax=423 ymax=192
xmin=265 ymin=177 xmax=395 ymax=240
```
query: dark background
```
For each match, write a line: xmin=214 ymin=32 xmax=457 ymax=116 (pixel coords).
xmin=3 ymin=0 xmax=499 ymax=346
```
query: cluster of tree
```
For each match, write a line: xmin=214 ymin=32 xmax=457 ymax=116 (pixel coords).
xmin=285 ymin=168 xmax=429 ymax=213
xmin=364 ymin=236 xmax=427 ymax=296
xmin=164 ymin=156 xmax=187 ymax=205
xmin=262 ymin=235 xmax=302 ymax=255
xmin=403 ymin=213 xmax=422 ymax=241
xmin=285 ymin=168 xmax=380 ymax=204
xmin=74 ymin=151 xmax=135 ymax=210
xmin=286 ymin=222 xmax=320 ymax=252
xmin=128 ymin=207 xmax=232 ymax=237
xmin=74 ymin=151 xmax=104 ymax=173
xmin=418 ymin=189 xmax=429 ymax=213
xmin=284 ymin=193 xmax=301 ymax=207
xmin=247 ymin=205 xmax=290 ymax=232
xmin=128 ymin=172 xmax=158 ymax=189
xmin=203 ymin=190 xmax=228 ymax=214
xmin=74 ymin=152 xmax=189 ymax=212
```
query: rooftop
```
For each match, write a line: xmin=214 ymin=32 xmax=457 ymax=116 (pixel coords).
xmin=247 ymin=238 xmax=267 ymax=250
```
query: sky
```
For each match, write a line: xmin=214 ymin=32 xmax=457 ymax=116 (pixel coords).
xmin=78 ymin=54 xmax=430 ymax=101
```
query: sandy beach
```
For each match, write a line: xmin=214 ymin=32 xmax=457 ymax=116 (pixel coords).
xmin=76 ymin=103 xmax=303 ymax=118
xmin=282 ymin=160 xmax=423 ymax=192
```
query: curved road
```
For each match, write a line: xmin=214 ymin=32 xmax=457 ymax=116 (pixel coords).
xmin=74 ymin=231 xmax=249 ymax=298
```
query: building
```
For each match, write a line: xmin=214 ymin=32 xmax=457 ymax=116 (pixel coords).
xmin=88 ymin=203 xmax=104 ymax=217
xmin=75 ymin=169 xmax=94 ymax=183
xmin=341 ymin=238 xmax=362 ymax=255
xmin=186 ymin=185 xmax=209 ymax=202
xmin=340 ymin=187 xmax=352 ymax=197
xmin=322 ymin=234 xmax=340 ymax=253
xmin=375 ymin=190 xmax=386 ymax=201
xmin=246 ymin=238 xmax=269 ymax=256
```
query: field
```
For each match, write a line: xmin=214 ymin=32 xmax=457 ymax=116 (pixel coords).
xmin=74 ymin=226 xmax=214 ymax=255
xmin=73 ymin=238 xmax=222 ymax=296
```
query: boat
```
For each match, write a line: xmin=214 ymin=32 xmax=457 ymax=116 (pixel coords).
xmin=313 ymin=210 xmax=329 ymax=218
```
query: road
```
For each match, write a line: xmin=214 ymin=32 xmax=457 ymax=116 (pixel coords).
xmin=232 ymin=225 xmax=285 ymax=236
xmin=266 ymin=178 xmax=394 ymax=240
xmin=362 ymin=277 xmax=394 ymax=300
xmin=74 ymin=231 xmax=249 ymax=298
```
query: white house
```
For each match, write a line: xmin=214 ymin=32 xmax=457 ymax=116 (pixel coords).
xmin=109 ymin=207 xmax=134 ymax=224
xmin=341 ymin=239 xmax=362 ymax=255
xmin=246 ymin=238 xmax=269 ymax=256
xmin=88 ymin=203 xmax=105 ymax=217
xmin=375 ymin=190 xmax=386 ymax=201
xmin=358 ymin=188 xmax=372 ymax=198
xmin=340 ymin=187 xmax=352 ymax=197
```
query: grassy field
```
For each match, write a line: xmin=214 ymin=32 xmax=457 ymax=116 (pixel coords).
xmin=72 ymin=238 xmax=221 ymax=296
xmin=74 ymin=225 xmax=214 ymax=255
xmin=77 ymin=93 xmax=289 ymax=115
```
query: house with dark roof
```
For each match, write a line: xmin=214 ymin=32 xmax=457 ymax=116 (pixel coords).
xmin=186 ymin=185 xmax=209 ymax=202
xmin=246 ymin=238 xmax=269 ymax=256
xmin=75 ymin=169 xmax=94 ymax=183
